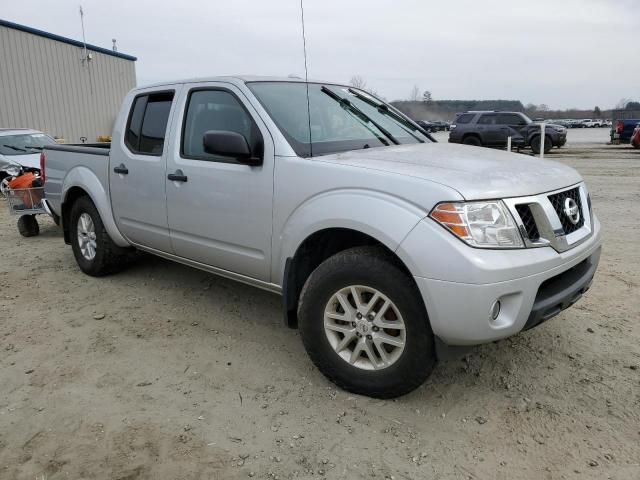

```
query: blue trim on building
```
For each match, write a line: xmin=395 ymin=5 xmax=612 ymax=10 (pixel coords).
xmin=0 ymin=18 xmax=137 ymax=61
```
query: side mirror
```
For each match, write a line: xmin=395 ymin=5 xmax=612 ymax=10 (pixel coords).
xmin=202 ymin=130 xmax=263 ymax=166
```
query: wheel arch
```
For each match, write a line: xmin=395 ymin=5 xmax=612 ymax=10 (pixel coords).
xmin=276 ymin=189 xmax=433 ymax=328
xmin=60 ymin=167 xmax=129 ymax=247
xmin=461 ymin=132 xmax=482 ymax=144
xmin=282 ymin=227 xmax=417 ymax=329
xmin=528 ymin=133 xmax=554 ymax=151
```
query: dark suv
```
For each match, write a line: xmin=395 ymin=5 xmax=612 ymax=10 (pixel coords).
xmin=448 ymin=111 xmax=567 ymax=154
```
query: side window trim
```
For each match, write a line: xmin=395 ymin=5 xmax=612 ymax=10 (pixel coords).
xmin=455 ymin=113 xmax=475 ymax=124
xmin=124 ymin=89 xmax=175 ymax=157
xmin=180 ymin=86 xmax=263 ymax=164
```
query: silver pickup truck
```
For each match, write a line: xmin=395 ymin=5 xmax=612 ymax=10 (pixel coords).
xmin=43 ymin=76 xmax=602 ymax=398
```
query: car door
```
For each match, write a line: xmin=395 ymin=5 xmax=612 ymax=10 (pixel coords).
xmin=165 ymin=82 xmax=274 ymax=282
xmin=110 ymin=87 xmax=180 ymax=252
xmin=497 ymin=113 xmax=527 ymax=144
xmin=476 ymin=114 xmax=500 ymax=145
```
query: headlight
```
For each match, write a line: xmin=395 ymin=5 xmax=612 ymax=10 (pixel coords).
xmin=430 ymin=201 xmax=524 ymax=248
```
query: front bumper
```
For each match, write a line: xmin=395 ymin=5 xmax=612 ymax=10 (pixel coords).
xmin=397 ymin=215 xmax=602 ymax=346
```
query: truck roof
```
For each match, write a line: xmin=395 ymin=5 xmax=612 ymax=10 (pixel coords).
xmin=135 ymin=75 xmax=338 ymax=90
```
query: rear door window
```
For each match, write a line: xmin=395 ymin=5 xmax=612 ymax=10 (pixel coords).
xmin=478 ymin=114 xmax=497 ymax=125
xmin=455 ymin=113 xmax=475 ymax=124
xmin=125 ymin=91 xmax=175 ymax=155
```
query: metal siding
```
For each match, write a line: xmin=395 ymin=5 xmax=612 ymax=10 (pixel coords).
xmin=0 ymin=25 xmax=136 ymax=142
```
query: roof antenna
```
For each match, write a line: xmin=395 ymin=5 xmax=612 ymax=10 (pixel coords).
xmin=79 ymin=5 xmax=94 ymax=93
xmin=79 ymin=6 xmax=88 ymax=63
xmin=299 ymin=0 xmax=312 ymax=157
xmin=112 ymin=38 xmax=118 ymax=52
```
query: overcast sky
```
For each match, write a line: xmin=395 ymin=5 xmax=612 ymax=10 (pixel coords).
xmin=4 ymin=0 xmax=638 ymax=109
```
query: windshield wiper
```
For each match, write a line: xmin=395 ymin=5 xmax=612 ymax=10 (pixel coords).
xmin=24 ymin=146 xmax=43 ymax=151
xmin=2 ymin=144 xmax=27 ymax=152
xmin=347 ymin=88 xmax=436 ymax=142
xmin=321 ymin=86 xmax=399 ymax=146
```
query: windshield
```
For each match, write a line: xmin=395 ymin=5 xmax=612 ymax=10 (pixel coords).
xmin=0 ymin=133 xmax=56 ymax=156
xmin=247 ymin=82 xmax=432 ymax=157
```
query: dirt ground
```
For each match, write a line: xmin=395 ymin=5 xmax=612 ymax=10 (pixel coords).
xmin=1 ymin=136 xmax=638 ymax=479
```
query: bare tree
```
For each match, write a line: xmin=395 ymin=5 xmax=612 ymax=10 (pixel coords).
xmin=537 ymin=104 xmax=550 ymax=112
xmin=349 ymin=75 xmax=367 ymax=89
xmin=422 ymin=90 xmax=432 ymax=102
xmin=409 ymin=85 xmax=420 ymax=101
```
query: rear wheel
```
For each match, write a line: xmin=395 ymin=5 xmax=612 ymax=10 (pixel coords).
xmin=17 ymin=215 xmax=39 ymax=237
xmin=70 ymin=196 xmax=133 ymax=276
xmin=462 ymin=135 xmax=482 ymax=147
xmin=298 ymin=246 xmax=436 ymax=398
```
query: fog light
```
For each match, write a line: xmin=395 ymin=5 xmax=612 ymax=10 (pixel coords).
xmin=490 ymin=300 xmax=501 ymax=320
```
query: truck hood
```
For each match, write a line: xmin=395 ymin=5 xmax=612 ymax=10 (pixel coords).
xmin=316 ymin=143 xmax=582 ymax=199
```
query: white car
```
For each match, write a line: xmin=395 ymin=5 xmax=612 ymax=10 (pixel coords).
xmin=0 ymin=128 xmax=56 ymax=172
xmin=580 ymin=119 xmax=600 ymax=128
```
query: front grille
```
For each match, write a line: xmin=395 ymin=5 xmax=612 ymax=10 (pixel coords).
xmin=515 ymin=204 xmax=540 ymax=240
xmin=547 ymin=187 xmax=584 ymax=234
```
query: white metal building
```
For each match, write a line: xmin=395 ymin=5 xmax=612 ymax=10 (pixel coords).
xmin=0 ymin=19 xmax=137 ymax=143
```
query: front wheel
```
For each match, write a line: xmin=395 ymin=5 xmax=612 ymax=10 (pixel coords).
xmin=298 ymin=246 xmax=436 ymax=398
xmin=69 ymin=196 xmax=133 ymax=276
xmin=531 ymin=135 xmax=553 ymax=154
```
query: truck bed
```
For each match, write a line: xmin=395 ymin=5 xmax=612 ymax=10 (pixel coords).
xmin=43 ymin=143 xmax=111 ymax=216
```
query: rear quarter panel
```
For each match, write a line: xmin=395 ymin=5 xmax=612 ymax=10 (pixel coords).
xmin=43 ymin=146 xmax=129 ymax=247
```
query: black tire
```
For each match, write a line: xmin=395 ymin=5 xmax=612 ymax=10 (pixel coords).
xmin=462 ymin=135 xmax=482 ymax=147
xmin=298 ymin=246 xmax=436 ymax=398
xmin=17 ymin=215 xmax=39 ymax=237
xmin=69 ymin=196 xmax=132 ymax=276
xmin=530 ymin=135 xmax=553 ymax=154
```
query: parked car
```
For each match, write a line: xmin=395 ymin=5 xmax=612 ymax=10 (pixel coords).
xmin=611 ymin=119 xmax=640 ymax=144
xmin=631 ymin=124 xmax=640 ymax=148
xmin=0 ymin=128 xmax=56 ymax=182
xmin=42 ymin=76 xmax=601 ymax=398
xmin=448 ymin=111 xmax=567 ymax=154
xmin=549 ymin=119 xmax=571 ymax=128
xmin=581 ymin=119 xmax=601 ymax=128
xmin=430 ymin=121 xmax=450 ymax=131
xmin=415 ymin=120 xmax=437 ymax=133
xmin=416 ymin=120 xmax=449 ymax=133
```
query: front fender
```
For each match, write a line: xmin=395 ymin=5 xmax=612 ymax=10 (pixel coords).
xmin=273 ymin=189 xmax=428 ymax=285
xmin=62 ymin=166 xmax=129 ymax=247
